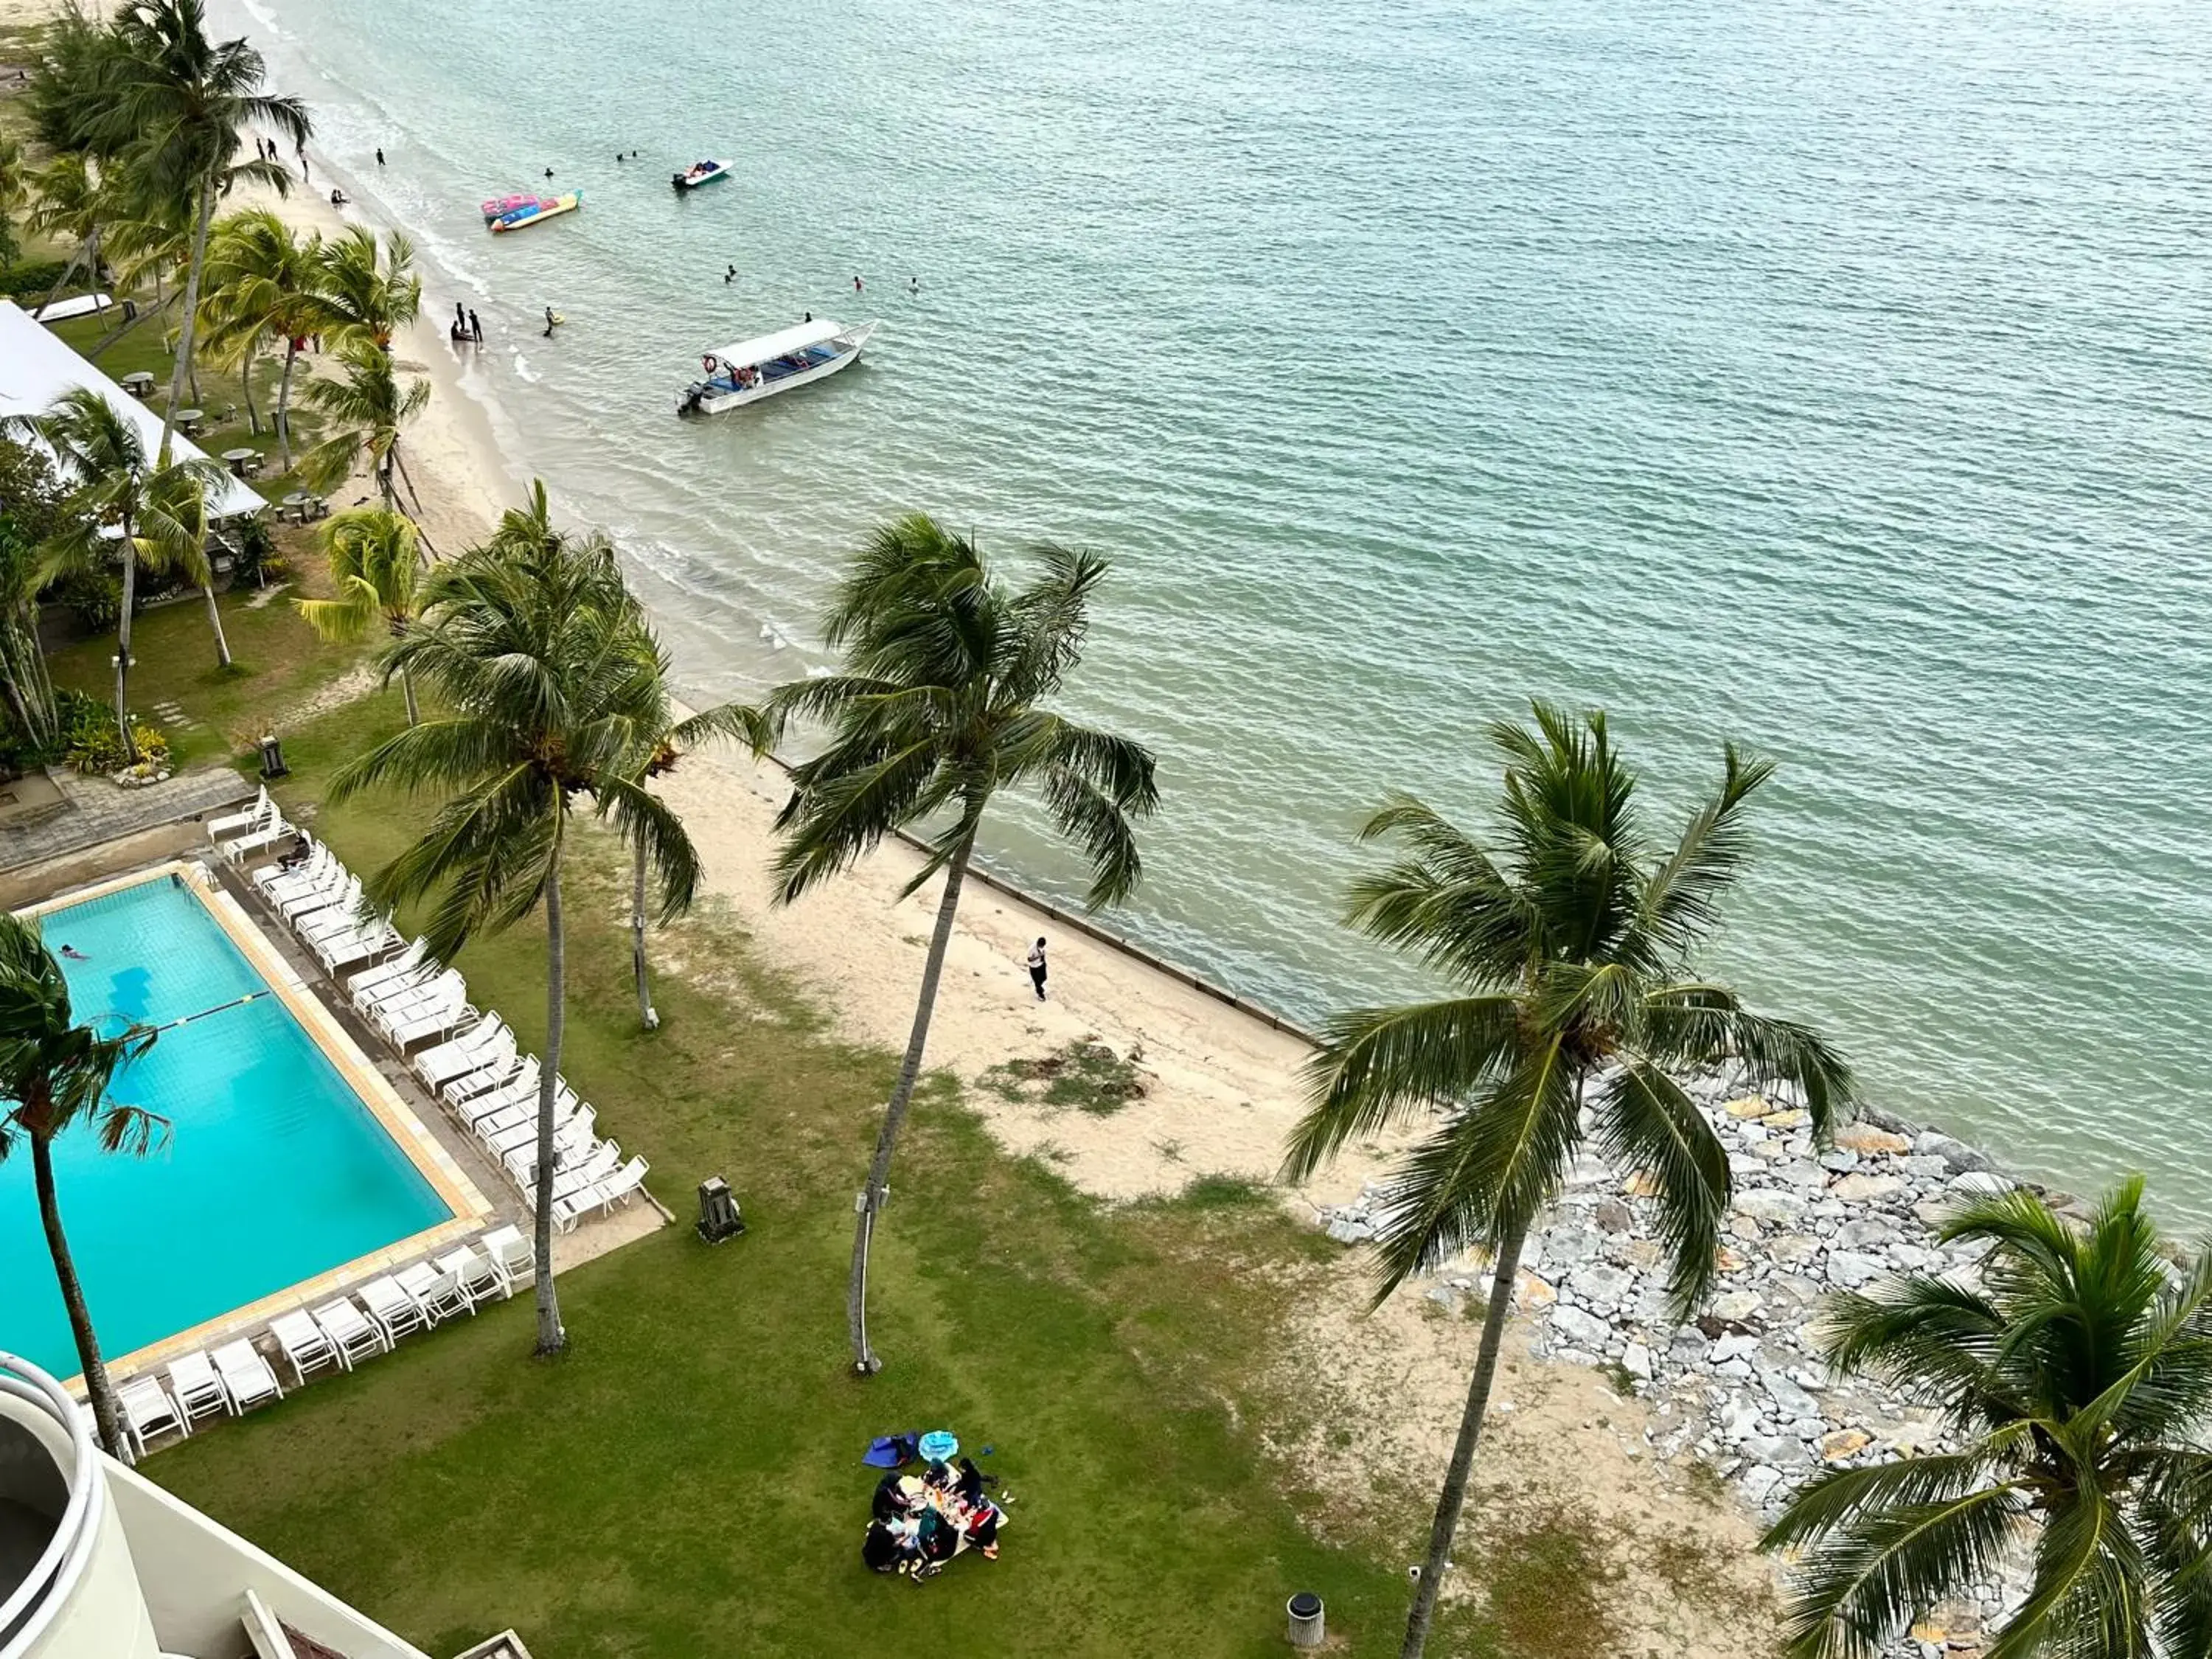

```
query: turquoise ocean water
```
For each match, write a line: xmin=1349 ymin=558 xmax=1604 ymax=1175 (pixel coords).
xmin=223 ymin=0 xmax=2209 ymax=1213
xmin=0 ymin=878 xmax=448 ymax=1377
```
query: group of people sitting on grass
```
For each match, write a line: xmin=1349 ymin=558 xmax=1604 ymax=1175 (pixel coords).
xmin=860 ymin=1431 xmax=1008 ymax=1581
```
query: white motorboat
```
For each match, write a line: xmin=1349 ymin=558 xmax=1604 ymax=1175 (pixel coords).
xmin=678 ymin=318 xmax=877 ymax=416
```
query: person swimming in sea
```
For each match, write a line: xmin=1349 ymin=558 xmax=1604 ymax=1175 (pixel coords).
xmin=724 ymin=263 xmax=737 ymax=284
xmin=543 ymin=305 xmax=560 ymax=338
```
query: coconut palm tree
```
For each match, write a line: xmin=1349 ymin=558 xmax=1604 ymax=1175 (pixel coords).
xmin=744 ymin=512 xmax=1158 ymax=1374
xmin=23 ymin=152 xmax=124 ymax=321
xmin=4 ymin=389 xmax=232 ymax=754
xmin=88 ymin=0 xmax=308 ymax=467
xmin=330 ymin=482 xmax=695 ymax=1356
xmin=201 ymin=208 xmax=324 ymax=467
xmin=1284 ymin=702 xmax=1857 ymax=1659
xmin=296 ymin=341 xmax=428 ymax=515
xmin=0 ymin=135 xmax=25 ymax=270
xmin=295 ymin=507 xmax=425 ymax=723
xmin=24 ymin=2 xmax=125 ymax=158
xmin=0 ymin=439 xmax=67 ymax=747
xmin=0 ymin=912 xmax=164 ymax=1460
xmin=1763 ymin=1179 xmax=2212 ymax=1659
xmin=314 ymin=224 xmax=422 ymax=348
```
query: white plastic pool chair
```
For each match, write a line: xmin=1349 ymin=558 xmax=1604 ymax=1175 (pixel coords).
xmin=529 ymin=1138 xmax=619 ymax=1201
xmin=313 ymin=918 xmax=400 ymax=974
xmin=443 ymin=1051 xmax=524 ymax=1109
xmin=397 ymin=1259 xmax=473 ymax=1323
xmin=255 ymin=841 xmax=332 ymax=902
xmin=470 ymin=1084 xmax=584 ymax=1145
xmin=492 ymin=1104 xmax=595 ymax=1172
xmin=481 ymin=1222 xmax=534 ymax=1295
xmin=358 ymin=961 xmax=450 ymax=1025
xmin=379 ymin=978 xmax=470 ymax=1046
xmin=211 ymin=1339 xmax=283 ymax=1413
xmin=167 ymin=1352 xmax=232 ymax=1423
xmin=414 ymin=1016 xmax=509 ymax=1087
xmin=310 ymin=1298 xmax=387 ymax=1366
xmin=347 ymin=939 xmax=428 ymax=1002
xmin=386 ymin=995 xmax=474 ymax=1054
xmin=358 ymin=1276 xmax=427 ymax=1343
xmin=269 ymin=1311 xmax=344 ymax=1383
xmin=275 ymin=865 xmax=352 ymax=922
xmin=207 ymin=785 xmax=272 ymax=844
xmin=294 ymin=887 xmax=376 ymax=945
xmin=223 ymin=809 xmax=293 ymax=865
xmin=437 ymin=1244 xmax=502 ymax=1307
xmin=456 ymin=1062 xmax=548 ymax=1128
xmin=116 ymin=1374 xmax=189 ymax=1455
xmin=592 ymin=1155 xmax=650 ymax=1215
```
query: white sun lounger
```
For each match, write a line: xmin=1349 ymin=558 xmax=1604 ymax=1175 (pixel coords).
xmin=223 ymin=811 xmax=293 ymax=865
xmin=526 ymin=1138 xmax=619 ymax=1198
xmin=437 ymin=1244 xmax=502 ymax=1307
xmin=211 ymin=1339 xmax=284 ymax=1413
xmin=116 ymin=1374 xmax=189 ymax=1455
xmin=470 ymin=1087 xmax=586 ymax=1144
xmin=207 ymin=785 xmax=273 ymax=843
xmin=358 ymin=1276 xmax=427 ymax=1343
xmin=276 ymin=867 xmax=353 ymax=922
xmin=594 ymin=1155 xmax=650 ymax=1213
xmin=397 ymin=1259 xmax=473 ymax=1323
xmin=484 ymin=1099 xmax=591 ymax=1157
xmin=294 ymin=891 xmax=377 ymax=945
xmin=269 ymin=1310 xmax=344 ymax=1382
xmin=369 ymin=967 xmax=465 ymax=1034
xmin=313 ymin=919 xmax=401 ymax=974
xmin=311 ymin=1298 xmax=387 ymax=1366
xmin=347 ymin=939 xmax=428 ymax=1002
xmin=455 ymin=1062 xmax=546 ymax=1126
xmin=442 ymin=1051 xmax=525 ymax=1107
xmin=413 ymin=1015 xmax=508 ymax=1085
xmin=481 ymin=1223 xmax=534 ymax=1295
xmin=254 ymin=839 xmax=330 ymax=899
xmin=386 ymin=995 xmax=474 ymax=1052
xmin=167 ymin=1352 xmax=232 ymax=1423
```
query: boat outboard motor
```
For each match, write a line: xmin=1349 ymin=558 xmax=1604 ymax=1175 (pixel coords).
xmin=672 ymin=170 xmax=687 ymax=190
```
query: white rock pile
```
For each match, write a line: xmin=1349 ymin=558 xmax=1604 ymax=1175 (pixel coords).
xmin=1314 ymin=1077 xmax=2063 ymax=1652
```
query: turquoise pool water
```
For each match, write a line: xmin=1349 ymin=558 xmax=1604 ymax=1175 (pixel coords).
xmin=0 ymin=874 xmax=451 ymax=1380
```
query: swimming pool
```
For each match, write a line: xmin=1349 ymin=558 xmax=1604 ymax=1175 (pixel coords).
xmin=0 ymin=869 xmax=467 ymax=1380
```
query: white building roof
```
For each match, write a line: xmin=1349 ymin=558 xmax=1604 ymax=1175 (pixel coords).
xmin=0 ymin=299 xmax=268 ymax=519
xmin=707 ymin=317 xmax=846 ymax=367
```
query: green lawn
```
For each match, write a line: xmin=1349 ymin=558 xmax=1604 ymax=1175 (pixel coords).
xmin=42 ymin=549 xmax=369 ymax=770
xmin=88 ymin=602 xmax=1511 ymax=1656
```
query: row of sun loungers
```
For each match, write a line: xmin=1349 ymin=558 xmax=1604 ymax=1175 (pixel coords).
xmin=108 ymin=1225 xmax=536 ymax=1459
xmin=236 ymin=833 xmax=651 ymax=1229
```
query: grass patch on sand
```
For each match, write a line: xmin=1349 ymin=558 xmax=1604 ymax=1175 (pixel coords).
xmin=981 ymin=1038 xmax=1148 ymax=1116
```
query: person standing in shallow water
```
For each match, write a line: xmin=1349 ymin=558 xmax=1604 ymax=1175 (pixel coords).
xmin=1026 ymin=938 xmax=1048 ymax=1001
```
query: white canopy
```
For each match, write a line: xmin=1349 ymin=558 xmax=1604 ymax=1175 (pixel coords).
xmin=0 ymin=299 xmax=268 ymax=520
xmin=706 ymin=317 xmax=846 ymax=369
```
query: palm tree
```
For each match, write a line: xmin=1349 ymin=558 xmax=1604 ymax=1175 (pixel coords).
xmin=201 ymin=209 xmax=324 ymax=468
xmin=314 ymin=224 xmax=422 ymax=348
xmin=4 ymin=389 xmax=231 ymax=754
xmin=23 ymin=152 xmax=123 ymax=321
xmin=88 ymin=0 xmax=308 ymax=467
xmin=0 ymin=435 xmax=68 ymax=747
xmin=1763 ymin=1179 xmax=2212 ymax=1659
xmin=0 ymin=913 xmax=164 ymax=1460
xmin=296 ymin=507 xmax=425 ymax=723
xmin=745 ymin=512 xmax=1158 ymax=1374
xmin=1284 ymin=702 xmax=1856 ymax=1659
xmin=0 ymin=134 xmax=25 ymax=270
xmin=296 ymin=341 xmax=428 ymax=515
xmin=330 ymin=482 xmax=695 ymax=1356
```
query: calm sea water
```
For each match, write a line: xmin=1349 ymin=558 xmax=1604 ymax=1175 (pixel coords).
xmin=220 ymin=0 xmax=2211 ymax=1215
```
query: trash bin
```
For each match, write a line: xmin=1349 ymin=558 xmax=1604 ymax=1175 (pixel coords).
xmin=1287 ymin=1591 xmax=1324 ymax=1648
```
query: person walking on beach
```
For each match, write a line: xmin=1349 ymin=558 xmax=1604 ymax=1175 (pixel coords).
xmin=376 ymin=146 xmax=386 ymax=165
xmin=469 ymin=308 xmax=483 ymax=343
xmin=1026 ymin=938 xmax=1048 ymax=1002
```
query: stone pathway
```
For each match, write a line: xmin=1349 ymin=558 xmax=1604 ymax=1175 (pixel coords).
xmin=0 ymin=767 xmax=254 ymax=872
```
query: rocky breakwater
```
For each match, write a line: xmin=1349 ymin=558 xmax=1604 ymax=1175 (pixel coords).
xmin=1316 ymin=1079 xmax=2046 ymax=1654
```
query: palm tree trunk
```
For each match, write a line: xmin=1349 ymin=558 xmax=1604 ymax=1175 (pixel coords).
xmin=35 ymin=239 xmax=88 ymax=318
xmin=240 ymin=344 xmax=260 ymax=436
xmin=398 ymin=663 xmax=419 ymax=726
xmin=114 ymin=510 xmax=138 ymax=765
xmin=274 ymin=338 xmax=299 ymax=470
xmin=632 ymin=835 xmax=656 ymax=1030
xmin=32 ymin=1135 xmax=126 ymax=1460
xmin=530 ymin=826 xmax=568 ymax=1357
xmin=847 ymin=829 xmax=975 ymax=1374
xmin=201 ymin=583 xmax=232 ymax=670
xmin=156 ymin=178 xmax=217 ymax=470
xmin=1399 ymin=1215 xmax=1528 ymax=1659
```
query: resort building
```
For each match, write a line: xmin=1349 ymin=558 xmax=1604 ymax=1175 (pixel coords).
xmin=1 ymin=1352 xmax=525 ymax=1659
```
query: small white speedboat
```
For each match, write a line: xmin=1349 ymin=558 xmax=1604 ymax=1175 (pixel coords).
xmin=678 ymin=318 xmax=878 ymax=416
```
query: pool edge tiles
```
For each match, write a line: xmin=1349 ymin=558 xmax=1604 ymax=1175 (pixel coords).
xmin=17 ymin=860 xmax=497 ymax=1391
